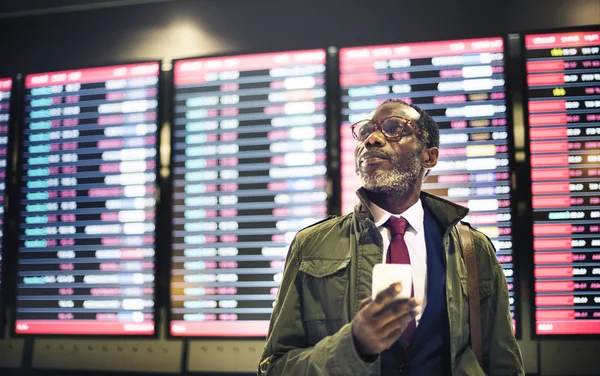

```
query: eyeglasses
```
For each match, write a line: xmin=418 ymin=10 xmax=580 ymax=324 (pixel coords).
xmin=350 ymin=116 xmax=420 ymax=142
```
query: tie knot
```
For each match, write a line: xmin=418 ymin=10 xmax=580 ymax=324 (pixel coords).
xmin=387 ymin=217 xmax=408 ymax=236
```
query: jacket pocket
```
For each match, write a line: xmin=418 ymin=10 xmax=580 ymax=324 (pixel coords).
xmin=454 ymin=346 xmax=486 ymax=376
xmin=299 ymin=257 xmax=351 ymax=346
xmin=299 ymin=257 xmax=350 ymax=320
xmin=460 ymin=277 xmax=495 ymax=370
xmin=460 ymin=277 xmax=493 ymax=302
xmin=479 ymin=279 xmax=493 ymax=299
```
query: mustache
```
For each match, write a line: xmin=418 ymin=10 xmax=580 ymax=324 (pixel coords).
xmin=358 ymin=149 xmax=394 ymax=163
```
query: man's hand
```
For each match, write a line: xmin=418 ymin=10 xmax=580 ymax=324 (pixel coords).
xmin=351 ymin=283 xmax=421 ymax=358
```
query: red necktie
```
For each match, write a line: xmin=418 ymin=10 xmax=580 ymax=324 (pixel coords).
xmin=386 ymin=217 xmax=416 ymax=344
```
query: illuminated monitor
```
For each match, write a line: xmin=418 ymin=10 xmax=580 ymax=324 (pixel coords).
xmin=171 ymin=50 xmax=328 ymax=337
xmin=340 ymin=38 xmax=517 ymax=333
xmin=15 ymin=63 xmax=160 ymax=335
xmin=525 ymin=28 xmax=600 ymax=336
xmin=0 ymin=78 xmax=11 ymax=326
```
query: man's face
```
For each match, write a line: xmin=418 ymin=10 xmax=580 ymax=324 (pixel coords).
xmin=354 ymin=102 xmax=427 ymax=196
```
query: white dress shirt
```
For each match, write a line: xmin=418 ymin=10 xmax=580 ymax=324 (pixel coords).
xmin=368 ymin=199 xmax=428 ymax=326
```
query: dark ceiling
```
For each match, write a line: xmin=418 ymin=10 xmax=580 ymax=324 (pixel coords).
xmin=0 ymin=0 xmax=175 ymax=16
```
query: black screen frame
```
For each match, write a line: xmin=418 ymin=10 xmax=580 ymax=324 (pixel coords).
xmin=0 ymin=75 xmax=20 ymax=338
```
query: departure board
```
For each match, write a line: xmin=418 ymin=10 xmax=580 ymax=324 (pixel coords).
xmin=526 ymin=30 xmax=600 ymax=336
xmin=0 ymin=78 xmax=11 ymax=319
xmin=16 ymin=63 xmax=159 ymax=335
xmin=340 ymin=38 xmax=517 ymax=331
xmin=171 ymin=50 xmax=328 ymax=337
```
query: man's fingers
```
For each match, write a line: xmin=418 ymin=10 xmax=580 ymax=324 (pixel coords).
xmin=359 ymin=297 xmax=372 ymax=310
xmin=379 ymin=306 xmax=420 ymax=340
xmin=382 ymin=326 xmax=405 ymax=346
xmin=372 ymin=298 xmax=419 ymax=328
xmin=365 ymin=283 xmax=402 ymax=316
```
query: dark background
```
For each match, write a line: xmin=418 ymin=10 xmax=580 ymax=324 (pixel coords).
xmin=0 ymin=0 xmax=599 ymax=76
xmin=0 ymin=0 xmax=599 ymax=375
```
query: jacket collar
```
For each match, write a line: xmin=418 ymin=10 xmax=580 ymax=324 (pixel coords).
xmin=354 ymin=187 xmax=469 ymax=231
xmin=369 ymin=198 xmax=424 ymax=233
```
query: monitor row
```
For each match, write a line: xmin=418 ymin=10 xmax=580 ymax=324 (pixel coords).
xmin=0 ymin=27 xmax=598 ymax=339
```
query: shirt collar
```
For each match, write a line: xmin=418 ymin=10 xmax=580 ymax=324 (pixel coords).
xmin=368 ymin=198 xmax=424 ymax=232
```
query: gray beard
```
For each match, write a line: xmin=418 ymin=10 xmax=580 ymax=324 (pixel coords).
xmin=355 ymin=149 xmax=422 ymax=197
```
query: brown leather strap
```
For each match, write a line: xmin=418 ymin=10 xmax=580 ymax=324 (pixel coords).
xmin=456 ymin=223 xmax=484 ymax=369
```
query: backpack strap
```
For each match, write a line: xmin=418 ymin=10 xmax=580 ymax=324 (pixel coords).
xmin=456 ymin=223 xmax=484 ymax=369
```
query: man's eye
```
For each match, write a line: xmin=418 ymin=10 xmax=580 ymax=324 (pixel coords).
xmin=359 ymin=125 xmax=373 ymax=138
xmin=382 ymin=123 xmax=396 ymax=134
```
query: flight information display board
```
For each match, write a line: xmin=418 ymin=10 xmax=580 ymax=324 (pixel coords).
xmin=526 ymin=29 xmax=600 ymax=335
xmin=15 ymin=63 xmax=160 ymax=335
xmin=340 ymin=38 xmax=517 ymax=331
xmin=171 ymin=50 xmax=328 ymax=337
xmin=0 ymin=78 xmax=11 ymax=320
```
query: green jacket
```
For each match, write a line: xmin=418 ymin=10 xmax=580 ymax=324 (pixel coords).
xmin=259 ymin=190 xmax=524 ymax=376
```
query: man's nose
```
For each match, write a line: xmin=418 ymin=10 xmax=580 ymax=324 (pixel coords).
xmin=363 ymin=130 xmax=386 ymax=148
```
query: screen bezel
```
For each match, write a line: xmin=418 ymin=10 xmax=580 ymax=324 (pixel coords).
xmin=0 ymin=76 xmax=19 ymax=339
xmin=520 ymin=24 xmax=600 ymax=340
xmin=168 ymin=48 xmax=333 ymax=339
xmin=11 ymin=59 xmax=164 ymax=339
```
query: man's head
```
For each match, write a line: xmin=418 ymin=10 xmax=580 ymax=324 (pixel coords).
xmin=354 ymin=100 xmax=440 ymax=197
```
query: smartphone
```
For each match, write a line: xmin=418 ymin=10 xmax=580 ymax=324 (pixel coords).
xmin=372 ymin=264 xmax=412 ymax=301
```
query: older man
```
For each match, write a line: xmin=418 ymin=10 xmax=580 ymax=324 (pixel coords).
xmin=258 ymin=100 xmax=523 ymax=375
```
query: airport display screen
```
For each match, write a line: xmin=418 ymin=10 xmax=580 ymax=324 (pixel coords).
xmin=340 ymin=38 xmax=517 ymax=331
xmin=526 ymin=29 xmax=600 ymax=335
xmin=0 ymin=78 xmax=11 ymax=323
xmin=15 ymin=63 xmax=160 ymax=335
xmin=171 ymin=50 xmax=328 ymax=336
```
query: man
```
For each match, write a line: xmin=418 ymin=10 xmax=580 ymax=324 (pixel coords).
xmin=258 ymin=100 xmax=524 ymax=375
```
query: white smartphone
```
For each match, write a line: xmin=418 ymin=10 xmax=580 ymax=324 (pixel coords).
xmin=372 ymin=264 xmax=412 ymax=301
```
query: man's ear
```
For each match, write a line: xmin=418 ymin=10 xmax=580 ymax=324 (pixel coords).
xmin=422 ymin=146 xmax=439 ymax=169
